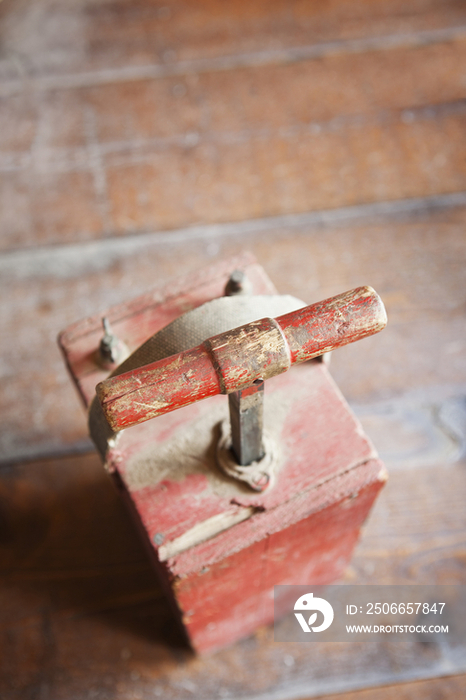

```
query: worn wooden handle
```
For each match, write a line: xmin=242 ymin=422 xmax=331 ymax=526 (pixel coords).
xmin=97 ymin=286 xmax=386 ymax=431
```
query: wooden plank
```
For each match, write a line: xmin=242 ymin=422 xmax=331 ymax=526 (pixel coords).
xmin=2 ymin=35 xmax=466 ymax=249
xmin=102 ymin=109 xmax=466 ymax=237
xmin=0 ymin=453 xmax=465 ymax=698
xmin=3 ymin=108 xmax=466 ymax=249
xmin=80 ymin=38 xmax=466 ymax=144
xmin=310 ymin=674 xmax=466 ymax=700
xmin=1 ymin=0 xmax=465 ymax=87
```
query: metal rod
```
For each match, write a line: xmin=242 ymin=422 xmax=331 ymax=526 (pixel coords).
xmin=228 ymin=380 xmax=265 ymax=466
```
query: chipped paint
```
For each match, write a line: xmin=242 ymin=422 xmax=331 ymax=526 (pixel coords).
xmin=97 ymin=286 xmax=387 ymax=431
xmin=158 ymin=506 xmax=259 ymax=560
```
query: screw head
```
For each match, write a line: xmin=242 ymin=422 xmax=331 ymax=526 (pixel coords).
xmin=224 ymin=269 xmax=251 ymax=296
xmin=98 ymin=317 xmax=129 ymax=368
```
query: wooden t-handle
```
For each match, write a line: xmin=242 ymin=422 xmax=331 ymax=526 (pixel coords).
xmin=97 ymin=286 xmax=386 ymax=432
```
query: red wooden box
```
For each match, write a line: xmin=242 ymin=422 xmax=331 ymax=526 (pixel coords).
xmin=58 ymin=253 xmax=386 ymax=654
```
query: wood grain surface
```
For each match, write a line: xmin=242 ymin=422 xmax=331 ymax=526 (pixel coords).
xmin=1 ymin=1 xmax=466 ymax=249
xmin=1 ymin=0 xmax=466 ymax=696
xmin=311 ymin=674 xmax=466 ymax=700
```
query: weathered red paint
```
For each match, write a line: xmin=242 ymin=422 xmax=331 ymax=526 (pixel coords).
xmin=176 ymin=470 xmax=385 ymax=652
xmin=114 ymin=363 xmax=387 ymax=654
xmin=58 ymin=256 xmax=388 ymax=654
xmin=97 ymin=286 xmax=386 ymax=432
xmin=98 ymin=345 xmax=221 ymax=431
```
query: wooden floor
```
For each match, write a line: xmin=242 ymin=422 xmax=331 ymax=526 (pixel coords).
xmin=1 ymin=0 xmax=466 ymax=698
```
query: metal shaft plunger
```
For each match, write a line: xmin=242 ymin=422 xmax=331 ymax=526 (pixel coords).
xmin=228 ymin=381 xmax=265 ymax=466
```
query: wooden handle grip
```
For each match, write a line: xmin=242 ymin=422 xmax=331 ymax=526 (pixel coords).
xmin=97 ymin=286 xmax=386 ymax=431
